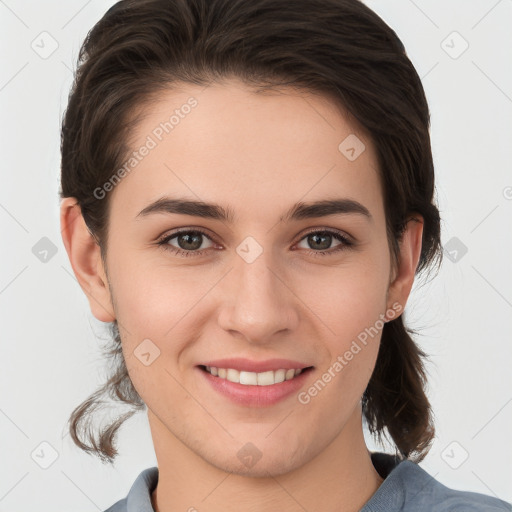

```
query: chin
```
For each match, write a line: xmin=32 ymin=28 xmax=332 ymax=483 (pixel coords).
xmin=209 ymin=453 xmax=302 ymax=478
xmin=202 ymin=437 xmax=311 ymax=478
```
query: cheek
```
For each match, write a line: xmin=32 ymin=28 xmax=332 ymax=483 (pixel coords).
xmin=298 ymin=281 xmax=385 ymax=414
xmin=296 ymin=254 xmax=390 ymax=337
xmin=109 ymin=260 xmax=215 ymax=393
xmin=108 ymin=246 xmax=206 ymax=330
xmin=294 ymin=251 xmax=389 ymax=391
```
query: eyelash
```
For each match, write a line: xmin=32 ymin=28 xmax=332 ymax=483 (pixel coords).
xmin=156 ymin=227 xmax=354 ymax=258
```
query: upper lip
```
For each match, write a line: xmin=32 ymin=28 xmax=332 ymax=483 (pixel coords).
xmin=198 ymin=358 xmax=313 ymax=373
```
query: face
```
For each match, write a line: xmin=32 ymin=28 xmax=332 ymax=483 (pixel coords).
xmin=85 ymin=79 xmax=406 ymax=476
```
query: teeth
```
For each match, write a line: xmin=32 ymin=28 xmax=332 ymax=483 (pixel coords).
xmin=240 ymin=371 xmax=258 ymax=385
xmin=257 ymin=370 xmax=275 ymax=386
xmin=204 ymin=366 xmax=305 ymax=386
xmin=226 ymin=368 xmax=239 ymax=383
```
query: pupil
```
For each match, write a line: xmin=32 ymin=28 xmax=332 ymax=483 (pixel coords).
xmin=310 ymin=233 xmax=331 ymax=250
xmin=179 ymin=232 xmax=202 ymax=250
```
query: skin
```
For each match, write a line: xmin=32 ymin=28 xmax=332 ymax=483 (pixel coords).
xmin=61 ymin=79 xmax=423 ymax=512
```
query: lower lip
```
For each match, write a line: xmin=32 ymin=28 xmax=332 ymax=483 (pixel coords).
xmin=196 ymin=366 xmax=314 ymax=407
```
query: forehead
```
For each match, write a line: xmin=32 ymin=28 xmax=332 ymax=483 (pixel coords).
xmin=108 ymin=79 xmax=383 ymax=224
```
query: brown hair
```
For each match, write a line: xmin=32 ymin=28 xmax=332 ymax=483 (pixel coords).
xmin=60 ymin=0 xmax=442 ymax=464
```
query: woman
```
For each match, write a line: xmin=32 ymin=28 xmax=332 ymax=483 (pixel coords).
xmin=59 ymin=0 xmax=511 ymax=510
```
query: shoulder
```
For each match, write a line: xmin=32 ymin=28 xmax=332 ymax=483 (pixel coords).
xmin=102 ymin=467 xmax=159 ymax=512
xmin=363 ymin=454 xmax=511 ymax=511
xmin=103 ymin=498 xmax=127 ymax=512
xmin=393 ymin=460 xmax=511 ymax=511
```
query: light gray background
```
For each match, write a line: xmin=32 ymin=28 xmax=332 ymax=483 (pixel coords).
xmin=1 ymin=0 xmax=511 ymax=510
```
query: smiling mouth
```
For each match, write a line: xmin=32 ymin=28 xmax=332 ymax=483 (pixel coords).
xmin=198 ymin=365 xmax=314 ymax=386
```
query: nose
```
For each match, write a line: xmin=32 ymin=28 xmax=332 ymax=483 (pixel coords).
xmin=217 ymin=246 xmax=300 ymax=345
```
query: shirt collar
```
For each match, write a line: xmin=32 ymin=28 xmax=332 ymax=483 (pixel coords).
xmin=126 ymin=466 xmax=158 ymax=512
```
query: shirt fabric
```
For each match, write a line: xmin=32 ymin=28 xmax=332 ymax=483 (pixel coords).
xmin=104 ymin=451 xmax=511 ymax=511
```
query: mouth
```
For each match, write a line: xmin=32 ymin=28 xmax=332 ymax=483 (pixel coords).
xmin=198 ymin=364 xmax=314 ymax=386
xmin=196 ymin=363 xmax=315 ymax=407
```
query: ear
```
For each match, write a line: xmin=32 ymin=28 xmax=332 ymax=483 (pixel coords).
xmin=60 ymin=197 xmax=115 ymax=323
xmin=385 ymin=215 xmax=424 ymax=317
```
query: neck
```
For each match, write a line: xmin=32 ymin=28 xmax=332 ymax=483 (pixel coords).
xmin=149 ymin=407 xmax=384 ymax=512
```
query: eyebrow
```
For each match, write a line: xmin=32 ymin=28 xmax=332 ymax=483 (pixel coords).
xmin=135 ymin=196 xmax=372 ymax=223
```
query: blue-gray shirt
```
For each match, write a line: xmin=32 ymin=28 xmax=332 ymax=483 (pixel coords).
xmin=104 ymin=452 xmax=511 ymax=511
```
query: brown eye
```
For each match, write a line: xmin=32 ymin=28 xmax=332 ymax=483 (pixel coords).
xmin=173 ymin=231 xmax=205 ymax=251
xmin=295 ymin=230 xmax=353 ymax=256
xmin=305 ymin=232 xmax=334 ymax=250
xmin=157 ymin=229 xmax=215 ymax=257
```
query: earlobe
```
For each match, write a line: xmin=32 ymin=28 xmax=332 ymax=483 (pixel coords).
xmin=386 ymin=216 xmax=424 ymax=317
xmin=60 ymin=197 xmax=115 ymax=323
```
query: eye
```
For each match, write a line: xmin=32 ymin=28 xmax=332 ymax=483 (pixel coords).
xmin=156 ymin=229 xmax=216 ymax=257
xmin=295 ymin=229 xmax=353 ymax=256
